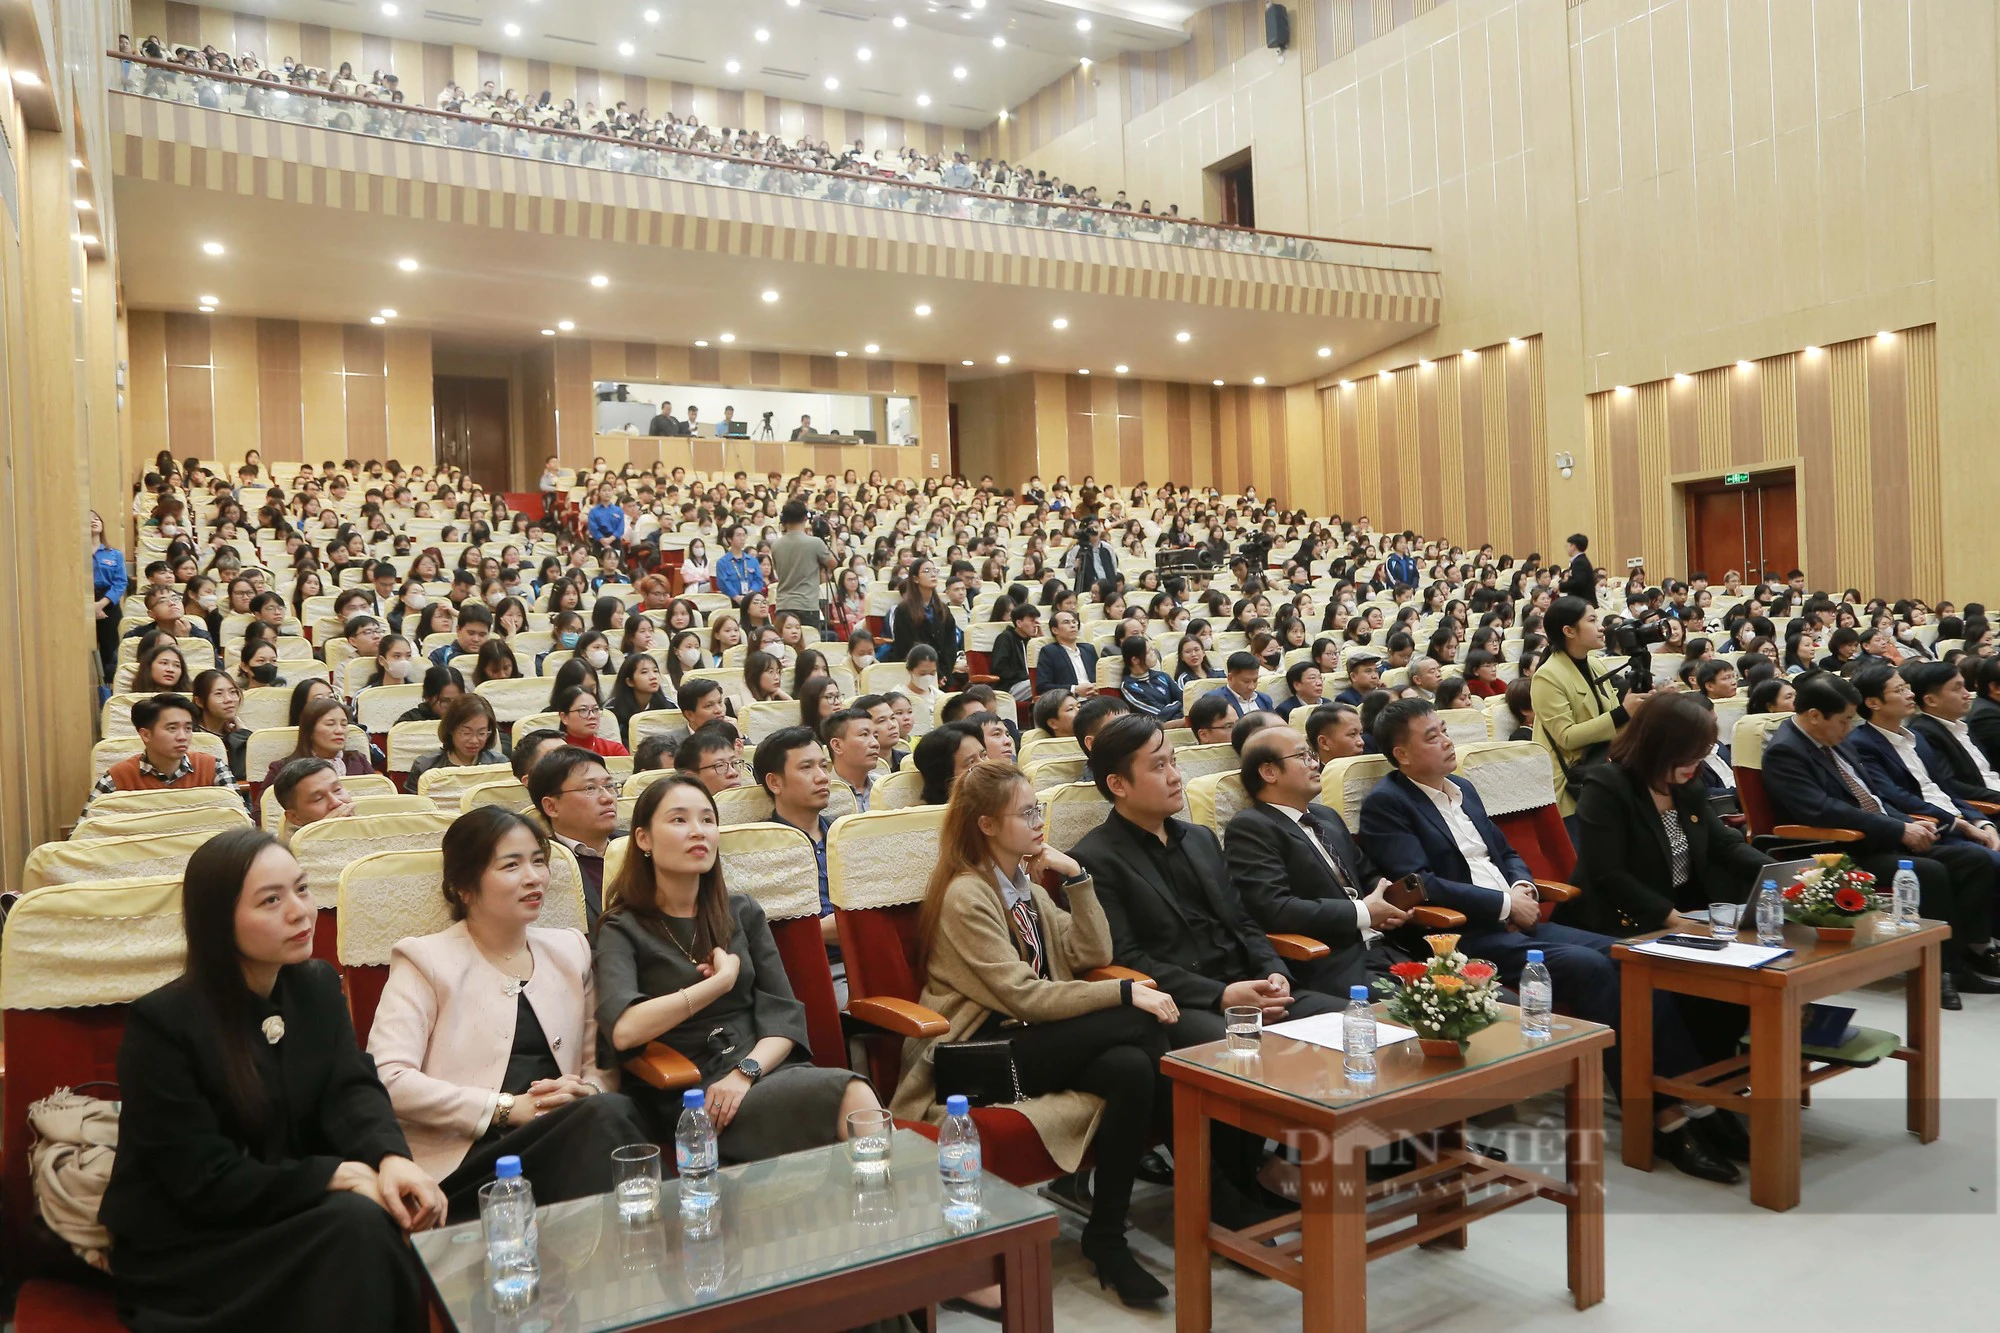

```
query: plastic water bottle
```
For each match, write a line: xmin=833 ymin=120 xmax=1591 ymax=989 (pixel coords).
xmin=938 ymin=1094 xmax=983 ymax=1228
xmin=1756 ymin=878 xmax=1787 ymax=945
xmin=1893 ymin=859 xmax=1921 ymax=933
xmin=675 ymin=1088 xmax=720 ymax=1221
xmin=1342 ymin=984 xmax=1378 ymax=1079
xmin=1519 ymin=949 xmax=1553 ymax=1040
xmin=483 ymin=1155 xmax=539 ymax=1307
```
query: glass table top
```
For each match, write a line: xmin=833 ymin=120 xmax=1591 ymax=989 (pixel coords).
xmin=413 ymin=1129 xmax=1054 ymax=1331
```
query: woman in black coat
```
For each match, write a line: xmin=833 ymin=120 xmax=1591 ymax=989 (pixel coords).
xmin=885 ymin=557 xmax=961 ymax=667
xmin=102 ymin=829 xmax=447 ymax=1332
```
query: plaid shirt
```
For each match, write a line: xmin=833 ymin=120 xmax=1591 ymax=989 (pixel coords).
xmin=91 ymin=751 xmax=237 ymax=798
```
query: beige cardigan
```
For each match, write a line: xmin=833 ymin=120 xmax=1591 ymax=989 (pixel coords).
xmin=889 ymin=869 xmax=1121 ymax=1172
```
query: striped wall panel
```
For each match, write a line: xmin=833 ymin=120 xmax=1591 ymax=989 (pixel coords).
xmin=980 ymin=65 xmax=1098 ymax=163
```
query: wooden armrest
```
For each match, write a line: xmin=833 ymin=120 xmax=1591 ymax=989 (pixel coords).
xmin=1409 ymin=905 xmax=1468 ymax=929
xmin=968 ymin=674 xmax=1000 ymax=685
xmin=1084 ymin=965 xmax=1155 ymax=984
xmin=1969 ymin=801 xmax=2000 ymax=817
xmin=847 ymin=996 xmax=950 ymax=1038
xmin=1771 ymin=824 xmax=1865 ymax=843
xmin=1531 ymin=879 xmax=1581 ymax=904
xmin=623 ymin=1041 xmax=701 ymax=1091
xmin=1268 ymin=932 xmax=1330 ymax=962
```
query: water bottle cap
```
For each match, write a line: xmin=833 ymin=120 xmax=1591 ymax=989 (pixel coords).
xmin=1526 ymin=949 xmax=1544 ymax=964
xmin=681 ymin=1088 xmax=705 ymax=1110
xmin=1349 ymin=985 xmax=1370 ymax=1001
xmin=1899 ymin=859 xmax=1914 ymax=869
xmin=1763 ymin=879 xmax=1777 ymax=887
xmin=495 ymin=1155 xmax=522 ymax=1178
xmin=945 ymin=1094 xmax=970 ymax=1117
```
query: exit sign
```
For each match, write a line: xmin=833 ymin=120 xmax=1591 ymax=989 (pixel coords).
xmin=1723 ymin=471 xmax=1751 ymax=484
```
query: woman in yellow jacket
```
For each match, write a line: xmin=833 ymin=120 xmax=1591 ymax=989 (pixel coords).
xmin=1531 ymin=597 xmax=1651 ymax=821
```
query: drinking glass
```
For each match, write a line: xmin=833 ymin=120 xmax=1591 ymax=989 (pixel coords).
xmin=1708 ymin=902 xmax=1741 ymax=941
xmin=612 ymin=1144 xmax=663 ymax=1223
xmin=1225 ymin=1005 xmax=1263 ymax=1054
xmin=845 ymin=1108 xmax=893 ymax=1176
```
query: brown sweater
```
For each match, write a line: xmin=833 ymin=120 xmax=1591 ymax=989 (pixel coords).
xmin=102 ymin=752 xmax=220 ymax=793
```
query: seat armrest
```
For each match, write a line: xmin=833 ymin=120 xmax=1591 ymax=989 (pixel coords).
xmin=1771 ymin=824 xmax=1865 ymax=843
xmin=1409 ymin=906 xmax=1468 ymax=929
xmin=848 ymin=996 xmax=950 ymax=1038
xmin=623 ymin=1042 xmax=701 ymax=1091
xmin=1531 ymin=880 xmax=1581 ymax=904
xmin=1267 ymin=932 xmax=1330 ymax=961
xmin=1969 ymin=800 xmax=2000 ymax=817
xmin=968 ymin=674 xmax=1000 ymax=685
xmin=1084 ymin=965 xmax=1154 ymax=984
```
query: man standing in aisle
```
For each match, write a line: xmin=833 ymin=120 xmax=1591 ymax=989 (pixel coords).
xmin=770 ymin=500 xmax=835 ymax=632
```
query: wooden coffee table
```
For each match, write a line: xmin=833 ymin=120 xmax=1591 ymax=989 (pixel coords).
xmin=1163 ymin=1005 xmax=1614 ymax=1333
xmin=1611 ymin=915 xmax=1945 ymax=1212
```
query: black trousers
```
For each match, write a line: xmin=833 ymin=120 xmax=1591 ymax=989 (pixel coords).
xmin=439 ymin=1092 xmax=652 ymax=1223
xmin=1853 ymin=845 xmax=1994 ymax=951
xmin=998 ymin=1005 xmax=1170 ymax=1248
xmin=96 ymin=610 xmax=120 ymax=680
xmin=1169 ymin=989 xmax=1344 ymax=1196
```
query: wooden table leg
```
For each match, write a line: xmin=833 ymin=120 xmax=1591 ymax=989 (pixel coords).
xmin=1747 ymin=988 xmax=1803 ymax=1212
xmin=1564 ymin=1051 xmax=1605 ymax=1309
xmin=1618 ymin=956 xmax=1656 ymax=1172
xmin=1172 ymin=1085 xmax=1213 ymax=1333
xmin=1908 ymin=939 xmax=1941 ymax=1142
xmin=998 ymin=1234 xmax=1053 ymax=1333
xmin=1299 ymin=1136 xmax=1368 ymax=1333
xmin=1417 ymin=1123 xmax=1468 ymax=1250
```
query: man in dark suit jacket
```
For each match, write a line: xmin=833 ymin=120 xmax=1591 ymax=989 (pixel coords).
xmin=1846 ymin=667 xmax=2000 ymax=842
xmin=1905 ymin=659 xmax=2000 ymax=803
xmin=1758 ymin=673 xmax=2000 ymax=1003
xmin=1069 ymin=528 xmax=1118 ymax=587
xmin=1227 ymin=729 xmax=1411 ymax=995
xmin=1559 ymin=533 xmax=1596 ymax=602
xmin=990 ymin=603 xmax=1040 ymax=701
xmin=1033 ymin=609 xmax=1099 ymax=693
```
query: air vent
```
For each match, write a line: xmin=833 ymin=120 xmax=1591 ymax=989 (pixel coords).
xmin=860 ymin=87 xmax=897 ymax=96
xmin=948 ymin=102 xmax=988 ymax=112
xmin=761 ymin=66 xmax=809 ymax=80
xmin=544 ymin=33 xmax=598 ymax=47
xmin=422 ymin=10 xmax=481 ymax=25
xmin=817 ymin=7 xmax=871 ymax=20
xmin=656 ymin=52 xmax=707 ymax=64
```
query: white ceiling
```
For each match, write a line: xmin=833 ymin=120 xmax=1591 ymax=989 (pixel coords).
xmin=270 ymin=0 xmax=1230 ymax=128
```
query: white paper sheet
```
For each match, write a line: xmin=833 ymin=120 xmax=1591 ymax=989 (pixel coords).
xmin=1266 ymin=1011 xmax=1418 ymax=1051
xmin=1627 ymin=939 xmax=1792 ymax=968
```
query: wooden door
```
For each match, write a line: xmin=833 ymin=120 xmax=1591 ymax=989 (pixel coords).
xmin=1756 ymin=481 xmax=1798 ymax=582
xmin=1685 ymin=470 xmax=1799 ymax=584
xmin=434 ymin=376 xmax=511 ymax=494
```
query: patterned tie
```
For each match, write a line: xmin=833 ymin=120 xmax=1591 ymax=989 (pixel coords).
xmin=1009 ymin=899 xmax=1047 ymax=978
xmin=1823 ymin=746 xmax=1885 ymax=814
xmin=1302 ymin=813 xmax=1359 ymax=899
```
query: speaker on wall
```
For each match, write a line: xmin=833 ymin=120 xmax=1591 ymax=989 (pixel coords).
xmin=1265 ymin=3 xmax=1291 ymax=51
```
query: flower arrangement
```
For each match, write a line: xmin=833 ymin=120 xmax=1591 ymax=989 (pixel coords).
xmin=1781 ymin=853 xmax=1885 ymax=927
xmin=1374 ymin=934 xmax=1506 ymax=1046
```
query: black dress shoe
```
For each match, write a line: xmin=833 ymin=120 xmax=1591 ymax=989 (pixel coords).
xmin=1040 ymin=1171 xmax=1093 ymax=1216
xmin=1654 ymin=1125 xmax=1740 ymax=1184
xmin=1210 ymin=1172 xmax=1289 ymax=1230
xmin=1134 ymin=1148 xmax=1175 ymax=1186
xmin=1941 ymin=970 xmax=1963 ymax=1011
xmin=1967 ymin=948 xmax=2000 ymax=981
xmin=1080 ymin=1237 xmax=1169 ymax=1307
xmin=941 ymin=1297 xmax=1004 ymax=1323
xmin=1951 ymin=966 xmax=2000 ymax=995
xmin=1691 ymin=1111 xmax=1750 ymax=1163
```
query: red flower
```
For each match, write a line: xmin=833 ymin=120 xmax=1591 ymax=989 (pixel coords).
xmin=1855 ymin=872 xmax=1875 ymax=883
xmin=1782 ymin=884 xmax=1805 ymax=900
xmin=1461 ymin=961 xmax=1498 ymax=985
xmin=1389 ymin=961 xmax=1428 ymax=983
xmin=1833 ymin=887 xmax=1869 ymax=913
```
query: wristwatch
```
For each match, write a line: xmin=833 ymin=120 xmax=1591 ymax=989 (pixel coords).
xmin=736 ymin=1057 xmax=763 ymax=1084
xmin=493 ymin=1092 xmax=516 ymax=1128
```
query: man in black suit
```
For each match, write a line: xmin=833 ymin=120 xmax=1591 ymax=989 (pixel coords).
xmin=1847 ymin=664 xmax=2000 ymax=846
xmin=1033 ymin=608 xmax=1099 ymax=694
xmin=1559 ymin=533 xmax=1596 ymax=602
xmin=1905 ymin=660 xmax=2000 ymax=802
xmin=1691 ymin=658 xmax=1739 ymax=792
xmin=991 ymin=602 xmax=1040 ymax=703
xmin=1758 ymin=673 xmax=2000 ymax=1005
xmin=1226 ymin=728 xmax=1411 ymax=995
xmin=646 ymin=400 xmax=687 ymax=437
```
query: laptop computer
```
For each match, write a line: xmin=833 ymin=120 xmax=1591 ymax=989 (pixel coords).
xmin=721 ymin=422 xmax=749 ymax=438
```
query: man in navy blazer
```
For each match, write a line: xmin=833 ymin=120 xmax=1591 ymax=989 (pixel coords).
xmin=1758 ymin=672 xmax=2000 ymax=1004
xmin=1033 ymin=608 xmax=1099 ymax=694
xmin=1847 ymin=664 xmax=2000 ymax=847
xmin=1216 ymin=652 xmax=1275 ymax=719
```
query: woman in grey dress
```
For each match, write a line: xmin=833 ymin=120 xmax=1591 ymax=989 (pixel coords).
xmin=592 ymin=773 xmax=879 ymax=1158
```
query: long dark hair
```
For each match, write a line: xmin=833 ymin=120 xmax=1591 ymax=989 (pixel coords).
xmin=180 ymin=828 xmax=285 ymax=1137
xmin=600 ymin=775 xmax=735 ymax=954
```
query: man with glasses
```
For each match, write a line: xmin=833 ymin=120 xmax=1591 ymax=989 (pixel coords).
xmin=527 ymin=746 xmax=622 ymax=925
xmin=1227 ymin=728 xmax=1412 ymax=995
xmin=675 ymin=725 xmax=743 ymax=796
xmin=126 ymin=584 xmax=213 ymax=645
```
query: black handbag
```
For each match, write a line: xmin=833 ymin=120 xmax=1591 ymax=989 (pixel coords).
xmin=932 ymin=1039 xmax=1023 ymax=1107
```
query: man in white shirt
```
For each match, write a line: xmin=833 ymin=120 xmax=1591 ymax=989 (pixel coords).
xmin=1848 ymin=664 xmax=2000 ymax=851
xmin=1905 ymin=660 xmax=2000 ymax=802
xmin=825 ymin=708 xmax=880 ymax=812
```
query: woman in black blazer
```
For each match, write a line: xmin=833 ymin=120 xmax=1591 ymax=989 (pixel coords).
xmin=885 ymin=557 xmax=961 ymax=667
xmin=102 ymin=829 xmax=447 ymax=1333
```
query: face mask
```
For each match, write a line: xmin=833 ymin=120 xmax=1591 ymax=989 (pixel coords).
xmin=486 ymin=590 xmax=505 ymax=606
xmin=250 ymin=662 xmax=279 ymax=685
xmin=160 ymin=524 xmax=180 ymax=538
xmin=388 ymin=657 xmax=419 ymax=681
xmin=560 ymin=631 xmax=581 ymax=649
xmin=404 ymin=592 xmax=426 ymax=609
xmin=196 ymin=593 xmax=219 ymax=610
xmin=585 ymin=648 xmax=610 ymax=669
xmin=679 ymin=647 xmax=703 ymax=667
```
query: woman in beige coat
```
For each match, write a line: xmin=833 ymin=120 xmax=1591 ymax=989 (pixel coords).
xmin=891 ymin=762 xmax=1179 ymax=1309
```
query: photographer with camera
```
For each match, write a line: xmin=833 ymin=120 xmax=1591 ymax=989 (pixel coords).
xmin=1532 ymin=595 xmax=1655 ymax=836
xmin=771 ymin=499 xmax=838 ymax=633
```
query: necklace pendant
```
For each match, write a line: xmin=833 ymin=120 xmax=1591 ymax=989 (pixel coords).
xmin=262 ymin=1015 xmax=285 ymax=1045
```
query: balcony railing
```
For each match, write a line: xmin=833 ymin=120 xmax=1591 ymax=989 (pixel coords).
xmin=112 ymin=53 xmax=1435 ymax=271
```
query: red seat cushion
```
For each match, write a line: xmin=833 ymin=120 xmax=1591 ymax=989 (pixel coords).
xmin=14 ymin=1279 xmax=122 ymax=1333
xmin=3 ymin=1008 xmax=127 ymax=1270
xmin=896 ymin=1105 xmax=1064 ymax=1186
xmin=765 ymin=915 xmax=847 ymax=1072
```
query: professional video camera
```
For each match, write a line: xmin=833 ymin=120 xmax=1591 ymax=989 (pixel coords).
xmin=1607 ymin=607 xmax=1671 ymax=694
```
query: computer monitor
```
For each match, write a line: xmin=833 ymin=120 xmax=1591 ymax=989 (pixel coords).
xmin=853 ymin=430 xmax=877 ymax=444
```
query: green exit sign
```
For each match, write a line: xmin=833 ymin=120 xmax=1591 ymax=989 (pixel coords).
xmin=1723 ymin=471 xmax=1751 ymax=485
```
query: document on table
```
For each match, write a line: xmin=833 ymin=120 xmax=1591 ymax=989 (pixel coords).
xmin=1268 ymin=1011 xmax=1418 ymax=1051
xmin=1627 ymin=939 xmax=1793 ymax=968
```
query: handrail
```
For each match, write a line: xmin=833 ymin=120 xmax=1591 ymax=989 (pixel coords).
xmin=109 ymin=50 xmax=1434 ymax=267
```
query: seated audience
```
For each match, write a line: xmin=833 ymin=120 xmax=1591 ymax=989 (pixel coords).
xmin=675 ymin=724 xmax=744 ymax=795
xmin=528 ymin=746 xmax=621 ymax=923
xmin=397 ymin=666 xmax=465 ymax=725
xmin=1306 ymin=701 xmax=1366 ymax=764
xmin=1215 ymin=652 xmax=1273 ymax=719
xmin=263 ymin=697 xmax=374 ymax=788
xmin=1034 ymin=610 xmax=1099 ymax=694
xmin=755 ymin=727 xmax=837 ymax=948
xmin=914 ymin=720 xmax=987 ymax=805
xmin=1117 ymin=637 xmax=1183 ymax=721
xmin=824 ymin=707 xmax=881 ymax=810
xmin=408 ymin=694 xmax=506 ymax=783
xmin=1032 ymin=687 xmax=1080 ymax=739
xmin=992 ymin=602 xmax=1041 ymax=702
xmin=551 ymin=684 xmax=631 ymax=758
xmin=92 ymin=693 xmax=235 ymax=803
xmin=1846 ymin=664 xmax=2000 ymax=853
xmin=274 ymin=757 xmax=355 ymax=832
xmin=1905 ymin=660 xmax=2000 ymax=801
xmin=190 ymin=669 xmax=252 ymax=782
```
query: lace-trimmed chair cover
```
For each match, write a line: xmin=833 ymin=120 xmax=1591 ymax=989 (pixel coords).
xmin=90 ymin=731 xmax=229 ymax=783
xmin=1318 ymin=755 xmax=1395 ymax=825
xmin=82 ymin=785 xmax=247 ymax=819
xmin=718 ymin=823 xmax=844 ymax=1071
xmin=1016 ymin=734 xmax=1083 ymax=767
xmin=1023 ymin=756 xmax=1087 ymax=792
xmin=292 ymin=811 xmax=454 ymax=962
xmin=70 ymin=803 xmax=251 ymax=841
xmin=234 ymin=684 xmax=298 ymax=733
xmin=21 ymin=827 xmax=227 ymax=892
xmin=1482 ymin=695 xmax=1520 ymax=738
xmin=99 ymin=692 xmax=166 ymax=737
xmin=1043 ymin=781 xmax=1113 ymax=853
xmin=476 ymin=676 xmax=555 ymax=726
xmin=353 ymin=684 xmax=423 ymax=735
xmin=1455 ymin=741 xmax=1576 ymax=885
xmin=259 ymin=772 xmax=397 ymax=831
xmin=1173 ymin=742 xmax=1240 ymax=782
xmin=1179 ymin=677 xmax=1228 ymax=715
xmin=628 ymin=709 xmax=690 ymax=756
xmin=461 ymin=778 xmax=536 ymax=813
xmin=1712 ymin=693 xmax=1749 ymax=738
xmin=714 ymin=785 xmax=776 ymax=825
xmin=1184 ymin=772 xmax=1251 ymax=845
xmin=416 ymin=762 xmax=517 ymax=812
xmin=1438 ymin=708 xmax=1495 ymax=751
xmin=866 ymin=768 xmax=927 ymax=812
xmin=385 ymin=720 xmax=445 ymax=777
xmin=741 ymin=700 xmax=802 ymax=746
xmin=1730 ymin=711 xmax=1797 ymax=836
xmin=826 ymin=807 xmax=942 ymax=915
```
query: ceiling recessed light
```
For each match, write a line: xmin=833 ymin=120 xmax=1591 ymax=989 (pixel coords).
xmin=1804 ymin=345 xmax=1822 ymax=356
xmin=719 ymin=332 xmax=736 ymax=343
xmin=864 ymin=343 xmax=881 ymax=354
xmin=379 ymin=2 xmax=397 ymax=15
xmin=761 ymin=290 xmax=780 ymax=303
xmin=1079 ymin=57 xmax=1092 ymax=68
xmin=379 ymin=308 xmax=398 ymax=318
xmin=1078 ymin=368 xmax=1090 ymax=375
xmin=991 ymin=35 xmax=1005 ymax=47
xmin=754 ymin=27 xmax=770 ymax=41
xmin=198 ymin=294 xmax=219 ymax=305
xmin=1736 ymin=359 xmax=1752 ymax=370
xmin=1460 ymin=348 xmax=1474 ymax=358
xmin=1380 ymin=369 xmax=1393 ymax=379
xmin=12 ymin=71 xmax=40 ymax=87
xmin=787 ymin=0 xmax=801 ymax=6
xmin=914 ymin=304 xmax=932 ymax=316
xmin=857 ymin=46 xmax=872 ymax=61
xmin=1877 ymin=329 xmax=1895 ymax=341
xmin=557 ymin=319 xmax=575 ymax=331
xmin=1212 ymin=379 xmax=1224 ymax=386
xmin=70 ymin=157 xmax=82 ymax=168
xmin=617 ymin=40 xmax=635 ymax=55
xmin=74 ymin=198 xmax=92 ymax=211
xmin=893 ymin=14 xmax=908 ymax=27
xmin=953 ymin=66 xmax=968 ymax=80
xmin=835 ymin=349 xmax=849 ymax=357
xmin=1673 ymin=372 xmax=1692 ymax=384
xmin=725 ymin=59 xmax=741 ymax=73
xmin=1051 ymin=317 xmax=1068 ymax=329
xmin=970 ymin=0 xmax=986 ymax=7
xmin=1115 ymin=364 xmax=1129 ymax=374
xmin=397 ymin=257 xmax=419 ymax=271
xmin=824 ymin=76 xmax=839 ymax=90
xmin=1252 ymin=376 xmax=1266 ymax=385
xmin=503 ymin=22 xmax=520 ymax=36
xmin=916 ymin=93 xmax=931 ymax=106
xmin=1077 ymin=16 xmax=1092 ymax=30
xmin=694 ymin=339 xmax=710 ymax=347
xmin=541 ymin=328 xmax=555 ymax=336
xmin=1319 ymin=347 xmax=1333 ymax=358
xmin=1418 ymin=359 xmax=1433 ymax=370
xmin=202 ymin=241 xmax=225 ymax=256
xmin=370 ymin=315 xmax=387 ymax=325
xmin=199 ymin=305 xmax=215 ymax=314
xmin=1614 ymin=384 xmax=1631 ymax=395
xmin=1339 ymin=380 xmax=1353 ymax=389
xmin=1509 ymin=336 xmax=1523 ymax=347
xmin=995 ymin=354 xmax=1011 ymax=365
xmin=643 ymin=8 xmax=659 ymax=20
xmin=962 ymin=359 xmax=975 ymax=366
xmin=590 ymin=274 xmax=610 ymax=287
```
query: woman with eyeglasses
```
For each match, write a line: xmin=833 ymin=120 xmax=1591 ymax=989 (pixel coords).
xmin=408 ymin=695 xmax=507 ymax=785
xmin=891 ymin=762 xmax=1177 ymax=1309
xmin=551 ymin=684 xmax=630 ymax=758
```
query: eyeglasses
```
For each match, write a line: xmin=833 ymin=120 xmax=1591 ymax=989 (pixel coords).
xmin=1012 ymin=805 xmax=1046 ymax=829
xmin=1279 ymin=748 xmax=1320 ymax=768
xmin=567 ymin=705 xmax=602 ymax=720
xmin=697 ymin=759 xmax=737 ymax=777
xmin=560 ymin=780 xmax=619 ymax=798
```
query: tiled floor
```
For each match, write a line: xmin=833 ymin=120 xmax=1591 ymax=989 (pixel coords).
xmin=943 ymin=975 xmax=1998 ymax=1330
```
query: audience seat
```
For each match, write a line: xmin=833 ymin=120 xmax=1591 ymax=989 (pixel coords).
xmin=81 ymin=785 xmax=246 ymax=820
xmin=867 ymin=769 xmax=927 ymax=811
xmin=236 ymin=684 xmax=298 ymax=732
xmin=1183 ymin=771 xmax=1251 ymax=845
xmin=1173 ymin=741 xmax=1240 ymax=781
xmin=1317 ymin=755 xmax=1396 ymax=825
xmin=1016 ymin=734 xmax=1083 ymax=767
xmin=88 ymin=732 xmax=229 ymax=784
xmin=291 ymin=811 xmax=455 ymax=963
xmin=21 ymin=828 xmax=226 ymax=892
xmin=1437 ymin=708 xmax=1495 ymax=750
xmin=627 ymin=708 xmax=691 ymax=755
xmin=1022 ymin=756 xmax=1087 ymax=791
xmin=713 ymin=785 xmax=777 ymax=825
xmin=1043 ymin=781 xmax=1114 ymax=854
xmin=258 ymin=772 xmax=397 ymax=831
xmin=740 ymin=700 xmax=801 ymax=746
xmin=1178 ymin=677 xmax=1226 ymax=715
xmin=383 ymin=721 xmax=444 ymax=786
xmin=1453 ymin=741 xmax=1581 ymax=918
xmin=716 ymin=822 xmax=846 ymax=1071
xmin=351 ymin=684 xmax=423 ymax=736
xmin=69 ymin=803 xmax=250 ymax=842
xmin=415 ymin=761 xmax=517 ymax=812
xmin=1731 ymin=711 xmax=1864 ymax=847
xmin=459 ymin=778 xmax=534 ymax=813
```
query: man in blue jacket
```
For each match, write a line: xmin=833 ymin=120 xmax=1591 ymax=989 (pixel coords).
xmin=713 ymin=523 xmax=766 ymax=598
xmin=585 ymin=481 xmax=625 ymax=546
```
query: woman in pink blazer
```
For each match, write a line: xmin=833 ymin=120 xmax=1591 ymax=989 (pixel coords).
xmin=367 ymin=807 xmax=650 ymax=1220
